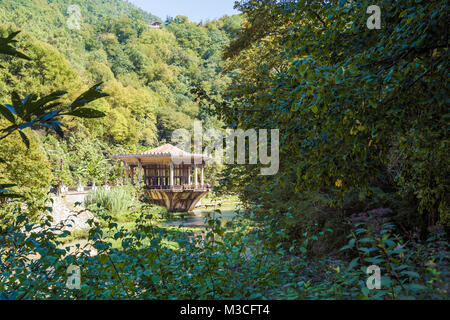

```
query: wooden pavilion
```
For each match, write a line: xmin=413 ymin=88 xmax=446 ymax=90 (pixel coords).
xmin=112 ymin=144 xmax=211 ymax=212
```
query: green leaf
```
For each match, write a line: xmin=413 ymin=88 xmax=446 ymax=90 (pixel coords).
xmin=25 ymin=90 xmax=66 ymax=119
xmin=0 ymin=31 xmax=31 ymax=60
xmin=67 ymin=108 xmax=106 ymax=119
xmin=69 ymin=82 xmax=109 ymax=110
xmin=0 ymin=104 xmax=16 ymax=123
xmin=383 ymin=239 xmax=396 ymax=247
xmin=402 ymin=271 xmax=420 ymax=278
xmin=348 ymin=238 xmax=356 ymax=248
xmin=18 ymin=130 xmax=30 ymax=148
xmin=348 ymin=257 xmax=359 ymax=270
xmin=407 ymin=283 xmax=427 ymax=291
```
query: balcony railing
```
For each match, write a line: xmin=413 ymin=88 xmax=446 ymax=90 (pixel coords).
xmin=144 ymin=184 xmax=210 ymax=191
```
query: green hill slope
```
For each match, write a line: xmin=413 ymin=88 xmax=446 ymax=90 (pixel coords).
xmin=0 ymin=0 xmax=242 ymax=188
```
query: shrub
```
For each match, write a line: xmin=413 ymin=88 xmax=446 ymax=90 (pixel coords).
xmin=84 ymin=186 xmax=136 ymax=220
xmin=0 ymin=201 xmax=448 ymax=300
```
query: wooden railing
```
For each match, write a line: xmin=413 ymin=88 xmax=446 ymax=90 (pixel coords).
xmin=53 ymin=184 xmax=210 ymax=195
xmin=145 ymin=184 xmax=210 ymax=191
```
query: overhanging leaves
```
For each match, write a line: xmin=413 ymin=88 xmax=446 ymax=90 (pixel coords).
xmin=18 ymin=131 xmax=30 ymax=148
xmin=66 ymin=108 xmax=106 ymax=119
xmin=69 ymin=82 xmax=109 ymax=110
xmin=0 ymin=104 xmax=16 ymax=124
xmin=0 ymin=31 xmax=31 ymax=64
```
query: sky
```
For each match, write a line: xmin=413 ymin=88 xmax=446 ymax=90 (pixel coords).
xmin=129 ymin=0 xmax=240 ymax=23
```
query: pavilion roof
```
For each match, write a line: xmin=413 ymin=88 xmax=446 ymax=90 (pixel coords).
xmin=112 ymin=144 xmax=211 ymax=164
xmin=142 ymin=144 xmax=190 ymax=155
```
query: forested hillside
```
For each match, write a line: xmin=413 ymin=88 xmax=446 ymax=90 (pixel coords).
xmin=0 ymin=0 xmax=241 ymax=193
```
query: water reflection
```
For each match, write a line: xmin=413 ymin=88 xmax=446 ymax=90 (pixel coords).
xmin=164 ymin=207 xmax=238 ymax=228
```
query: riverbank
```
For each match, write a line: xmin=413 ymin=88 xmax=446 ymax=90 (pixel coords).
xmin=56 ymin=194 xmax=242 ymax=249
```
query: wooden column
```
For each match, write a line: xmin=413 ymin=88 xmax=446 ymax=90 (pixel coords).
xmin=169 ymin=163 xmax=174 ymax=187
xmin=194 ymin=165 xmax=198 ymax=187
xmin=138 ymin=160 xmax=143 ymax=185
xmin=188 ymin=166 xmax=191 ymax=185
xmin=201 ymin=166 xmax=204 ymax=187
xmin=124 ymin=162 xmax=129 ymax=184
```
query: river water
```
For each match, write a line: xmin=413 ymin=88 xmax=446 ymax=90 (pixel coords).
xmin=164 ymin=205 xmax=239 ymax=228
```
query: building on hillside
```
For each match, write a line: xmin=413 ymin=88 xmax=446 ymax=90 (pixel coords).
xmin=113 ymin=144 xmax=211 ymax=212
xmin=150 ymin=22 xmax=162 ymax=28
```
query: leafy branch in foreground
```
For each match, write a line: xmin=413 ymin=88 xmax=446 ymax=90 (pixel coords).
xmin=0 ymin=84 xmax=108 ymax=199
xmin=0 ymin=31 xmax=30 ymax=67
xmin=0 ymin=83 xmax=108 ymax=147
xmin=0 ymin=31 xmax=108 ymax=147
xmin=0 ymin=30 xmax=108 ymax=200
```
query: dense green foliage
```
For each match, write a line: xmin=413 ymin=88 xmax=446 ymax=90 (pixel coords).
xmin=0 ymin=0 xmax=242 ymax=188
xmin=1 ymin=204 xmax=448 ymax=299
xmin=0 ymin=30 xmax=108 ymax=199
xmin=202 ymin=0 xmax=449 ymax=247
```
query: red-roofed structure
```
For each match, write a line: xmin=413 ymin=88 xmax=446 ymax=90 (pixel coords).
xmin=150 ymin=22 xmax=162 ymax=28
xmin=112 ymin=144 xmax=211 ymax=211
